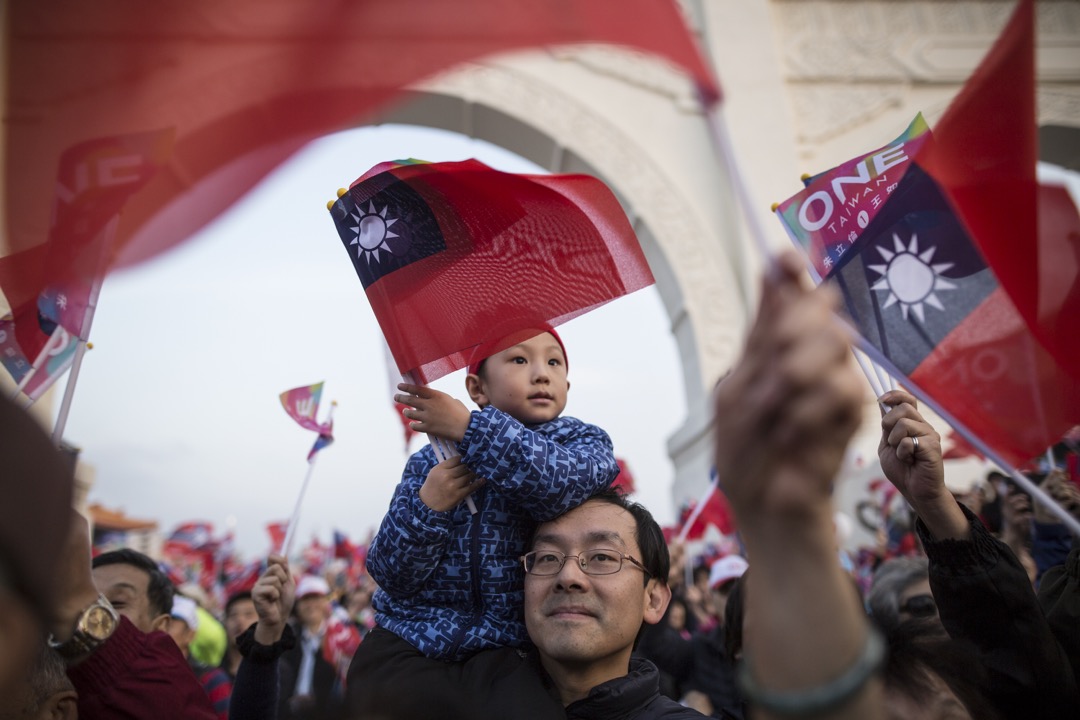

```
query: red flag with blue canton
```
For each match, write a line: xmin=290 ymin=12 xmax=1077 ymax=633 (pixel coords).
xmin=776 ymin=124 xmax=1079 ymax=468
xmin=916 ymin=0 xmax=1080 ymax=383
xmin=329 ymin=159 xmax=654 ymax=383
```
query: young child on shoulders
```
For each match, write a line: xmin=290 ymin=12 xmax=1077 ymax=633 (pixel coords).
xmin=349 ymin=325 xmax=619 ymax=717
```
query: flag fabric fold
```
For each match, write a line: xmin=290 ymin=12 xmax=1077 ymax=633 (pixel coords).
xmin=5 ymin=0 xmax=717 ymax=344
xmin=279 ymin=382 xmax=327 ymax=433
xmin=328 ymin=159 xmax=654 ymax=383
xmin=775 ymin=113 xmax=1079 ymax=468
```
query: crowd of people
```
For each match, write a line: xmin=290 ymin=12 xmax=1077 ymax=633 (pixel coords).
xmin=2 ymin=251 xmax=1078 ymax=719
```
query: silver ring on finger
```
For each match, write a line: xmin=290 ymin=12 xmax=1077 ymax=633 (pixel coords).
xmin=910 ymin=435 xmax=919 ymax=453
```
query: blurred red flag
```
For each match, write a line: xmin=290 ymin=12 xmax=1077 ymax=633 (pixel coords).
xmin=612 ymin=458 xmax=637 ymax=496
xmin=678 ymin=480 xmax=736 ymax=541
xmin=5 ymin=0 xmax=718 ymax=325
xmin=918 ymin=0 xmax=1080 ymax=381
xmin=328 ymin=160 xmax=654 ymax=383
xmin=266 ymin=521 xmax=288 ymax=553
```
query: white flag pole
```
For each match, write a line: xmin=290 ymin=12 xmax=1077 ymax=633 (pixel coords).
xmin=853 ymin=334 xmax=1080 ymax=537
xmin=402 ymin=370 xmax=478 ymax=515
xmin=51 ymin=217 xmax=115 ymax=445
xmin=281 ymin=401 xmax=337 ymax=558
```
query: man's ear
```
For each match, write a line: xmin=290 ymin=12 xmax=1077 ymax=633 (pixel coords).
xmin=45 ymin=689 xmax=78 ymax=720
xmin=150 ymin=612 xmax=171 ymax=633
xmin=465 ymin=373 xmax=489 ymax=408
xmin=642 ymin=580 xmax=672 ymax=626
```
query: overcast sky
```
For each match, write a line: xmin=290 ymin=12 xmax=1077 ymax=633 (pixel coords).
xmin=56 ymin=125 xmax=687 ymax=559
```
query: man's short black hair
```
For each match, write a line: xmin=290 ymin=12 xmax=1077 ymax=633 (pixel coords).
xmin=92 ymin=548 xmax=174 ymax=619
xmin=225 ymin=590 xmax=254 ymax=616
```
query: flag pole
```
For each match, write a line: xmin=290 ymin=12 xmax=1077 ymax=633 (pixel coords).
xmin=402 ymin=370 xmax=478 ymax=515
xmin=51 ymin=215 xmax=113 ymax=445
xmin=852 ymin=333 xmax=1080 ymax=537
xmin=281 ymin=401 xmax=337 ymax=558
xmin=11 ymin=326 xmax=68 ymax=403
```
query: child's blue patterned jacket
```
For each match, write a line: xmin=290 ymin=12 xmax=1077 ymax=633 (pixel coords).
xmin=366 ymin=404 xmax=618 ymax=661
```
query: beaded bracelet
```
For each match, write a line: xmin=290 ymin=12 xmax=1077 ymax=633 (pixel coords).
xmin=737 ymin=627 xmax=886 ymax=716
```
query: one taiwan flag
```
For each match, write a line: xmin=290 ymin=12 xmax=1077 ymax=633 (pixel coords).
xmin=777 ymin=124 xmax=1079 ymax=468
xmin=329 ymin=159 xmax=654 ymax=383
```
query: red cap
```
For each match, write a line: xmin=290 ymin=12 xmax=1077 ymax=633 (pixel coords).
xmin=467 ymin=325 xmax=567 ymax=376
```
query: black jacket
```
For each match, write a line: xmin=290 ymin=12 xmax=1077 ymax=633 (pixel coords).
xmin=565 ymin=657 xmax=706 ymax=719
xmin=920 ymin=507 xmax=1079 ymax=719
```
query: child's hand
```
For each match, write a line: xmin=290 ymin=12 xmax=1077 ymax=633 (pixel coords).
xmin=419 ymin=456 xmax=483 ymax=512
xmin=396 ymin=383 xmax=472 ymax=442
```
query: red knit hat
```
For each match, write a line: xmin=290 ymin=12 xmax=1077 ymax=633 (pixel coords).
xmin=467 ymin=325 xmax=568 ymax=376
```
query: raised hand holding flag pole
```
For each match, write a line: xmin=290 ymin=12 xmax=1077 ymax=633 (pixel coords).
xmin=279 ymin=382 xmax=337 ymax=557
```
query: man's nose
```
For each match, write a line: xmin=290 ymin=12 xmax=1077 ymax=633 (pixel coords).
xmin=554 ymin=555 xmax=589 ymax=588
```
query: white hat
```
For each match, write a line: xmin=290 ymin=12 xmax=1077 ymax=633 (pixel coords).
xmin=170 ymin=595 xmax=200 ymax=630
xmin=296 ymin=575 xmax=330 ymax=598
xmin=709 ymin=555 xmax=748 ymax=590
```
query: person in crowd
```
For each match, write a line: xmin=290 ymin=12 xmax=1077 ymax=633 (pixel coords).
xmin=675 ymin=555 xmax=747 ymax=716
xmin=51 ymin=511 xmax=217 ymax=719
xmin=166 ymin=594 xmax=201 ymax=657
xmin=0 ymin=395 xmax=73 ymax=700
xmin=1031 ymin=468 xmax=1080 ymax=581
xmin=181 ymin=582 xmax=229 ymax=668
xmin=229 ymin=555 xmax=298 ymax=720
xmin=349 ymin=325 xmax=619 ymax=717
xmin=0 ymin=642 xmax=78 ymax=720
xmin=167 ymin=595 xmax=232 ymax=720
xmin=683 ymin=563 xmax=718 ymax=631
xmin=278 ymin=576 xmax=341 ymax=719
xmin=878 ymin=387 xmax=1080 ymax=718
xmin=866 ymin=556 xmax=937 ymax=633
xmin=91 ymin=547 xmax=174 ymax=633
xmin=223 ymin=591 xmax=259 ymax=679
xmin=712 ymin=251 xmax=882 ymax=720
xmin=1038 ymin=533 xmax=1080 ymax=693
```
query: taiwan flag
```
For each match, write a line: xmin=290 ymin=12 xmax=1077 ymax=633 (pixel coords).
xmin=775 ymin=0 xmax=1079 ymax=469
xmin=777 ymin=124 xmax=1079 ymax=468
xmin=329 ymin=159 xmax=654 ymax=383
xmin=5 ymin=0 xmax=717 ymax=350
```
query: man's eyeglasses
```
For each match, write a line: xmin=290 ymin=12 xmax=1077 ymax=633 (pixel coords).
xmin=898 ymin=593 xmax=937 ymax=619
xmin=521 ymin=549 xmax=651 ymax=577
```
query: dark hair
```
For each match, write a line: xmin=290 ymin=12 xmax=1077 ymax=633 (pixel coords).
xmin=92 ymin=548 xmax=174 ymax=619
xmin=723 ymin=572 xmax=746 ymax=659
xmin=884 ymin=619 xmax=1001 ymax=720
xmin=225 ymin=590 xmax=254 ymax=616
xmin=584 ymin=487 xmax=670 ymax=587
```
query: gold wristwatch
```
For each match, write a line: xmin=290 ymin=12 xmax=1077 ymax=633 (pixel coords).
xmin=48 ymin=593 xmax=119 ymax=661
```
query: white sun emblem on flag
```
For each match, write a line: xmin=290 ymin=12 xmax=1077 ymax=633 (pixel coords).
xmin=349 ymin=201 xmax=399 ymax=265
xmin=868 ymin=233 xmax=956 ymax=323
